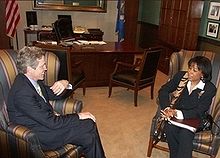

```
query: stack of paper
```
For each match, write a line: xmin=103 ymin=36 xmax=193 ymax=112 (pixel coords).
xmin=76 ymin=40 xmax=106 ymax=45
xmin=169 ymin=118 xmax=200 ymax=132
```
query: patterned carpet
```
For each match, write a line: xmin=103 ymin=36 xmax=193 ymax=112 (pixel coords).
xmin=73 ymin=71 xmax=219 ymax=158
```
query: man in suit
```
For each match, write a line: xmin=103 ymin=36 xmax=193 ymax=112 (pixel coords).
xmin=7 ymin=46 xmax=106 ymax=158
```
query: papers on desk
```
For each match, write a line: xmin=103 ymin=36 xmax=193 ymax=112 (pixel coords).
xmin=36 ymin=41 xmax=57 ymax=45
xmin=74 ymin=40 xmax=107 ymax=45
xmin=59 ymin=40 xmax=106 ymax=47
xmin=63 ymin=38 xmax=76 ymax=42
xmin=36 ymin=40 xmax=107 ymax=47
xmin=60 ymin=41 xmax=74 ymax=47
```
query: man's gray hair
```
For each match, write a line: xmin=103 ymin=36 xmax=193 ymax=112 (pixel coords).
xmin=17 ymin=46 xmax=46 ymax=74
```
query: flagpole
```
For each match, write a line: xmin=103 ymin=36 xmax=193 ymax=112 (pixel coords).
xmin=15 ymin=30 xmax=19 ymax=50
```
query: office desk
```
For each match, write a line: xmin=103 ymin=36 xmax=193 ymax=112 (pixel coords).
xmin=34 ymin=42 xmax=144 ymax=87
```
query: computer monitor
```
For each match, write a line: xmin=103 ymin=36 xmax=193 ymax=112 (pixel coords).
xmin=58 ymin=15 xmax=72 ymax=22
xmin=26 ymin=11 xmax=38 ymax=27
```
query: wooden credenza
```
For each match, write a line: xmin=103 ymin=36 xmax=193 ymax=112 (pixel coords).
xmin=34 ymin=42 xmax=144 ymax=87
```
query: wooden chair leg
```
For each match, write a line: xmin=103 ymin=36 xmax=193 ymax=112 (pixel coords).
xmin=150 ymin=84 xmax=154 ymax=100
xmin=108 ymin=80 xmax=112 ymax=97
xmin=147 ymin=137 xmax=154 ymax=157
xmin=82 ymin=82 xmax=86 ymax=96
xmin=134 ymin=89 xmax=138 ymax=106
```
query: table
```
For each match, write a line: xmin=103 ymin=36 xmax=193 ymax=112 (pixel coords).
xmin=34 ymin=42 xmax=144 ymax=87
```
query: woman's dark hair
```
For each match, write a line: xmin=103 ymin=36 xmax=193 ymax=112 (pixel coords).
xmin=188 ymin=56 xmax=212 ymax=82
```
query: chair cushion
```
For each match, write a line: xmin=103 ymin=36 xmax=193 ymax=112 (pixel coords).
xmin=113 ymin=69 xmax=154 ymax=86
xmin=112 ymin=70 xmax=138 ymax=85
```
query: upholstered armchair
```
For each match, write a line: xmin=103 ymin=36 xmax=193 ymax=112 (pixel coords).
xmin=147 ymin=50 xmax=220 ymax=158
xmin=0 ymin=49 xmax=83 ymax=158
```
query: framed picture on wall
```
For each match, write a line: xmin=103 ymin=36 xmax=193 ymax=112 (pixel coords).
xmin=208 ymin=2 xmax=220 ymax=20
xmin=206 ymin=22 xmax=219 ymax=38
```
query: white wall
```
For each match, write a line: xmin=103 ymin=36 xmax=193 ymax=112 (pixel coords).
xmin=14 ymin=1 xmax=118 ymax=49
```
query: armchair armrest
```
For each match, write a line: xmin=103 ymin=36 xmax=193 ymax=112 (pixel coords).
xmin=212 ymin=103 xmax=220 ymax=136
xmin=7 ymin=123 xmax=44 ymax=158
xmin=51 ymin=97 xmax=83 ymax=115
xmin=193 ymin=105 xmax=220 ymax=157
xmin=149 ymin=102 xmax=162 ymax=137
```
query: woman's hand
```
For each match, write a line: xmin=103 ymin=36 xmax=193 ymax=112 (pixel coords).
xmin=161 ymin=107 xmax=176 ymax=119
xmin=50 ymin=80 xmax=69 ymax=95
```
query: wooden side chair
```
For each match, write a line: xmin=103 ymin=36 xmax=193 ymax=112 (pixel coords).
xmin=108 ymin=47 xmax=162 ymax=106
xmin=147 ymin=49 xmax=220 ymax=158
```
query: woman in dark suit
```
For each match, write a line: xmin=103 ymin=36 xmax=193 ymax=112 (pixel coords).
xmin=7 ymin=46 xmax=106 ymax=158
xmin=158 ymin=56 xmax=216 ymax=158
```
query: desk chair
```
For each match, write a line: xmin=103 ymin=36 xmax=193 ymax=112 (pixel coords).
xmin=53 ymin=18 xmax=75 ymax=43
xmin=0 ymin=49 xmax=83 ymax=158
xmin=147 ymin=50 xmax=220 ymax=158
xmin=108 ymin=47 xmax=162 ymax=106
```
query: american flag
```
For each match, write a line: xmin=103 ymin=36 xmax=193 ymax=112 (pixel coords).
xmin=5 ymin=0 xmax=20 ymax=38
xmin=115 ymin=0 xmax=125 ymax=42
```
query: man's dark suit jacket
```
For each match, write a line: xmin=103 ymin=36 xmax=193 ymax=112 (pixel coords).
xmin=7 ymin=74 xmax=80 ymax=150
xmin=158 ymin=71 xmax=216 ymax=119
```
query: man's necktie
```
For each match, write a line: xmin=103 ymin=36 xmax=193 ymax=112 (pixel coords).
xmin=35 ymin=84 xmax=60 ymax=116
xmin=36 ymin=84 xmax=46 ymax=102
